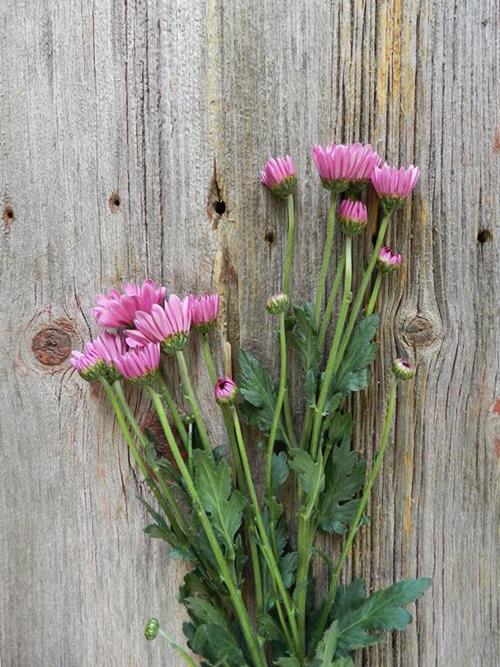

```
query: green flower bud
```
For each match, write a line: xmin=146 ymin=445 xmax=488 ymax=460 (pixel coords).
xmin=392 ymin=358 xmax=416 ymax=381
xmin=144 ymin=618 xmax=160 ymax=640
xmin=266 ymin=293 xmax=289 ymax=315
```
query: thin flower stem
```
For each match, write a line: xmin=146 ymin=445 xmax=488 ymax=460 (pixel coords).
xmin=295 ymin=511 xmax=312 ymax=653
xmin=148 ymin=388 xmax=266 ymax=667
xmin=311 ymin=236 xmax=353 ymax=461
xmin=201 ymin=334 xmax=265 ymax=614
xmin=265 ymin=313 xmax=287 ymax=494
xmin=283 ymin=193 xmax=296 ymax=295
xmin=156 ymin=374 xmax=188 ymax=446
xmin=157 ymin=628 xmax=197 ymax=667
xmin=232 ymin=407 xmax=302 ymax=660
xmin=309 ymin=379 xmax=399 ymax=656
xmin=314 ymin=193 xmax=339 ymax=327
xmin=318 ymin=251 xmax=346 ymax=350
xmin=331 ymin=210 xmax=392 ymax=375
xmin=111 ymin=381 xmax=189 ymax=540
xmin=366 ymin=272 xmax=383 ymax=316
xmin=282 ymin=391 xmax=297 ymax=448
xmin=175 ymin=350 xmax=212 ymax=452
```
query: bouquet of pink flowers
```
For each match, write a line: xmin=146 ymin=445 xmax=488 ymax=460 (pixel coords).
xmin=71 ymin=143 xmax=430 ymax=666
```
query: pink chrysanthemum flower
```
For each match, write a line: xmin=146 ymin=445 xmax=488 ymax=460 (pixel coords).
xmin=260 ymin=156 xmax=297 ymax=198
xmin=371 ymin=163 xmax=420 ymax=210
xmin=70 ymin=341 xmax=106 ymax=381
xmin=311 ymin=143 xmax=380 ymax=192
xmin=337 ymin=199 xmax=368 ymax=236
xmin=189 ymin=294 xmax=220 ymax=333
xmin=214 ymin=377 xmax=238 ymax=405
xmin=93 ymin=332 xmax=127 ymax=381
xmin=92 ymin=279 xmax=166 ymax=328
xmin=377 ymin=247 xmax=403 ymax=274
xmin=112 ymin=343 xmax=160 ymax=384
xmin=128 ymin=294 xmax=191 ymax=353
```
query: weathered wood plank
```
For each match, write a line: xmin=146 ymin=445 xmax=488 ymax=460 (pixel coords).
xmin=1 ymin=1 xmax=498 ymax=665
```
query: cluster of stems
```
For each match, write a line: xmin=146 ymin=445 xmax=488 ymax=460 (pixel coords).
xmin=100 ymin=191 xmax=403 ymax=666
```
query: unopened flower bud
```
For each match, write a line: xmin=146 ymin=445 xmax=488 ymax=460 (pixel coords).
xmin=392 ymin=358 xmax=416 ymax=380
xmin=337 ymin=199 xmax=368 ymax=236
xmin=144 ymin=618 xmax=159 ymax=640
xmin=266 ymin=293 xmax=289 ymax=315
xmin=377 ymin=246 xmax=403 ymax=274
xmin=261 ymin=156 xmax=298 ymax=198
xmin=214 ymin=377 xmax=238 ymax=406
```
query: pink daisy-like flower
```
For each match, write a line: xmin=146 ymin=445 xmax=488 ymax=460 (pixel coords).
xmin=70 ymin=341 xmax=105 ymax=381
xmin=128 ymin=294 xmax=191 ymax=353
xmin=112 ymin=343 xmax=160 ymax=384
xmin=371 ymin=163 xmax=420 ymax=210
xmin=92 ymin=279 xmax=166 ymax=328
xmin=337 ymin=199 xmax=368 ymax=236
xmin=311 ymin=143 xmax=380 ymax=192
xmin=189 ymin=294 xmax=220 ymax=333
xmin=93 ymin=332 xmax=127 ymax=381
xmin=214 ymin=377 xmax=238 ymax=405
xmin=377 ymin=247 xmax=403 ymax=274
xmin=260 ymin=155 xmax=297 ymax=198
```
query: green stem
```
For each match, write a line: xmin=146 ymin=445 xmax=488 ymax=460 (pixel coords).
xmin=366 ymin=272 xmax=383 ymax=316
xmin=295 ymin=513 xmax=312 ymax=653
xmin=311 ymin=236 xmax=353 ymax=461
xmin=148 ymin=388 xmax=265 ymax=667
xmin=314 ymin=193 xmax=338 ymax=327
xmin=265 ymin=313 xmax=287 ymax=493
xmin=201 ymin=334 xmax=265 ymax=614
xmin=318 ymin=251 xmax=346 ymax=350
xmin=157 ymin=374 xmax=188 ymax=446
xmin=332 ymin=210 xmax=392 ymax=375
xmin=310 ymin=379 xmax=399 ymax=655
xmin=111 ymin=381 xmax=188 ymax=541
xmin=157 ymin=628 xmax=197 ymax=667
xmin=283 ymin=193 xmax=296 ymax=295
xmin=175 ymin=350 xmax=212 ymax=452
xmin=232 ymin=407 xmax=302 ymax=660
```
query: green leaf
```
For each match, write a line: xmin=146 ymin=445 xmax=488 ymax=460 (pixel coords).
xmin=287 ymin=302 xmax=320 ymax=404
xmin=332 ymin=659 xmax=354 ymax=666
xmin=333 ymin=315 xmax=379 ymax=397
xmin=191 ymin=623 xmax=248 ymax=666
xmin=279 ymin=551 xmax=298 ymax=589
xmin=271 ymin=451 xmax=289 ymax=495
xmin=186 ymin=596 xmax=229 ymax=629
xmin=192 ymin=449 xmax=246 ymax=558
xmin=238 ymin=349 xmax=284 ymax=438
xmin=275 ymin=657 xmax=301 ymax=667
xmin=318 ymin=440 xmax=366 ymax=534
xmin=311 ymin=620 xmax=338 ymax=666
xmin=288 ymin=449 xmax=325 ymax=518
xmin=335 ymin=577 xmax=432 ymax=655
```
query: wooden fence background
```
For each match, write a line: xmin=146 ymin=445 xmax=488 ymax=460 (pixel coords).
xmin=1 ymin=1 xmax=498 ymax=665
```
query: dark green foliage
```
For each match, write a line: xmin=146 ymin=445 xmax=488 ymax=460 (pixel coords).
xmin=331 ymin=315 xmax=379 ymax=397
xmin=287 ymin=302 xmax=320 ymax=406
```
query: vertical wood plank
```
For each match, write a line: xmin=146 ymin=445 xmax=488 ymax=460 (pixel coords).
xmin=1 ymin=1 xmax=498 ymax=665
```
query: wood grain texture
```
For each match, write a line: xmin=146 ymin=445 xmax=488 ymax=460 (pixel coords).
xmin=0 ymin=1 xmax=498 ymax=665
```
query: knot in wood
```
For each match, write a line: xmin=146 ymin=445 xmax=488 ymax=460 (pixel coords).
xmin=401 ymin=312 xmax=442 ymax=348
xmin=31 ymin=326 xmax=72 ymax=365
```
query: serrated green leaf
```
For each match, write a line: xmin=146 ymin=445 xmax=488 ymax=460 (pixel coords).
xmin=318 ymin=440 xmax=366 ymax=534
xmin=310 ymin=620 xmax=338 ymax=666
xmin=192 ymin=623 xmax=248 ymax=667
xmin=335 ymin=577 xmax=432 ymax=655
xmin=332 ymin=658 xmax=354 ymax=666
xmin=192 ymin=449 xmax=246 ymax=558
xmin=288 ymin=449 xmax=325 ymax=498
xmin=186 ymin=596 xmax=229 ymax=629
xmin=279 ymin=551 xmax=298 ymax=589
xmin=276 ymin=657 xmax=301 ymax=667
xmin=287 ymin=302 xmax=320 ymax=404
xmin=271 ymin=451 xmax=289 ymax=495
xmin=238 ymin=349 xmax=285 ymax=439
xmin=332 ymin=315 xmax=379 ymax=397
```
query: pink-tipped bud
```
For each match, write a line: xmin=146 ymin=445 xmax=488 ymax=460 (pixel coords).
xmin=337 ymin=199 xmax=368 ymax=236
xmin=189 ymin=294 xmax=220 ymax=333
xmin=266 ymin=293 xmax=289 ymax=315
xmin=214 ymin=377 xmax=238 ymax=405
xmin=112 ymin=343 xmax=161 ymax=385
xmin=261 ymin=156 xmax=297 ymax=198
xmin=371 ymin=163 xmax=420 ymax=211
xmin=312 ymin=143 xmax=380 ymax=193
xmin=377 ymin=247 xmax=403 ymax=274
xmin=392 ymin=358 xmax=416 ymax=381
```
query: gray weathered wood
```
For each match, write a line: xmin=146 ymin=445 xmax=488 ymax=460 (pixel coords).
xmin=1 ymin=1 xmax=498 ymax=665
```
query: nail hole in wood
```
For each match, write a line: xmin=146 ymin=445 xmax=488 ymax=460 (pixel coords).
xmin=477 ymin=229 xmax=492 ymax=244
xmin=264 ymin=231 xmax=275 ymax=245
xmin=109 ymin=192 xmax=121 ymax=213
xmin=3 ymin=204 xmax=14 ymax=225
xmin=32 ymin=326 xmax=72 ymax=366
xmin=213 ymin=200 xmax=226 ymax=216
